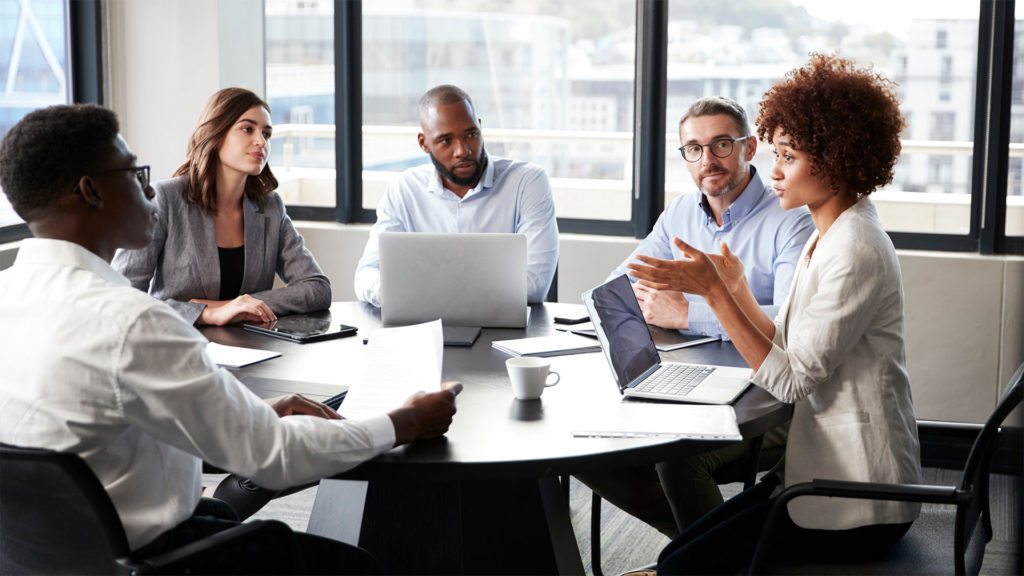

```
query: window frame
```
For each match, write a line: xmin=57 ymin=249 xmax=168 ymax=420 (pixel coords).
xmin=0 ymin=0 xmax=102 ymax=244
xmin=287 ymin=0 xmax=1023 ymax=254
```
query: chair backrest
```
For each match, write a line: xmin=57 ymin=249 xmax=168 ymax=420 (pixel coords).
xmin=0 ymin=443 xmax=134 ymax=574
xmin=955 ymin=362 xmax=1024 ymax=574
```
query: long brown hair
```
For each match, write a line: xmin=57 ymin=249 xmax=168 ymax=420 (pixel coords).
xmin=173 ymin=87 xmax=278 ymax=213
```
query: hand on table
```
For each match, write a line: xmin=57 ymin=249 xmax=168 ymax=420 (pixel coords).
xmin=195 ymin=294 xmax=276 ymax=326
xmin=633 ymin=282 xmax=689 ymax=330
xmin=266 ymin=394 xmax=341 ymax=420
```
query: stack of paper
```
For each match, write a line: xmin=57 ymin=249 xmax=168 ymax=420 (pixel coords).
xmin=491 ymin=333 xmax=601 ymax=357
xmin=340 ymin=319 xmax=443 ymax=421
xmin=205 ymin=342 xmax=281 ymax=368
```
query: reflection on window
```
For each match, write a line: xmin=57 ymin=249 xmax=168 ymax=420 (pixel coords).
xmin=663 ymin=1 xmax=981 ymax=235
xmin=0 ymin=0 xmax=68 ymax=227
xmin=359 ymin=1 xmax=637 ymax=220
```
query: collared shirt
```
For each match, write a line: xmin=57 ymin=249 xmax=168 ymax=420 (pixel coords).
xmin=754 ymin=198 xmax=920 ymax=529
xmin=609 ymin=167 xmax=813 ymax=339
xmin=0 ymin=239 xmax=395 ymax=551
xmin=354 ymin=156 xmax=560 ymax=306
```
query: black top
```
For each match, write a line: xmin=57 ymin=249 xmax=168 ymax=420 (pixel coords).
xmin=218 ymin=245 xmax=245 ymax=300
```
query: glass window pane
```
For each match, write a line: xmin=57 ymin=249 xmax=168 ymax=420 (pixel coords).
xmin=264 ymin=0 xmax=336 ymax=208
xmin=361 ymin=1 xmax=637 ymax=221
xmin=664 ymin=1 xmax=979 ymax=236
xmin=0 ymin=0 xmax=68 ymax=227
xmin=1008 ymin=4 xmax=1024 ymax=237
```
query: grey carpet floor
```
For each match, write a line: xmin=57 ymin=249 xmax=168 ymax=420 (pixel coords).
xmin=203 ymin=468 xmax=1020 ymax=575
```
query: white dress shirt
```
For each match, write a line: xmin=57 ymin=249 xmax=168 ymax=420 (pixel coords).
xmin=0 ymin=239 xmax=395 ymax=551
xmin=754 ymin=199 xmax=921 ymax=530
xmin=610 ymin=167 xmax=813 ymax=338
xmin=354 ymin=156 xmax=559 ymax=306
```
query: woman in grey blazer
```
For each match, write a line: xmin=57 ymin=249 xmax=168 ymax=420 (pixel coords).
xmin=112 ymin=88 xmax=330 ymax=326
xmin=632 ymin=54 xmax=921 ymax=573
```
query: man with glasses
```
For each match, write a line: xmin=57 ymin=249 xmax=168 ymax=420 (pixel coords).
xmin=578 ymin=96 xmax=812 ymax=540
xmin=0 ymin=104 xmax=461 ymax=572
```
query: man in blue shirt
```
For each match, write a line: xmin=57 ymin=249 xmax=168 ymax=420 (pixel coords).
xmin=580 ymin=96 xmax=812 ymax=539
xmin=354 ymin=85 xmax=559 ymax=306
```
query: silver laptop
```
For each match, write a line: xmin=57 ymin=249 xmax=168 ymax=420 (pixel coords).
xmin=582 ymin=275 xmax=751 ymax=405
xmin=379 ymin=232 xmax=529 ymax=328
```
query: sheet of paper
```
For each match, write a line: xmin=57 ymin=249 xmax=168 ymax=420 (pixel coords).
xmin=205 ymin=342 xmax=282 ymax=368
xmin=340 ymin=319 xmax=443 ymax=420
xmin=571 ymin=402 xmax=741 ymax=440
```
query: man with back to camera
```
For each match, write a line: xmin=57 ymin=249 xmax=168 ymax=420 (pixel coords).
xmin=577 ymin=96 xmax=814 ymax=538
xmin=354 ymin=84 xmax=559 ymax=306
xmin=0 ymin=104 xmax=462 ymax=573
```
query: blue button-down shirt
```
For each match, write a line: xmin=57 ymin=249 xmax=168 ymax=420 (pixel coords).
xmin=610 ymin=167 xmax=813 ymax=339
xmin=355 ymin=156 xmax=559 ymax=306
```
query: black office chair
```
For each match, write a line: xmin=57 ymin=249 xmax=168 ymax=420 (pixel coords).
xmin=589 ymin=433 xmax=784 ymax=576
xmin=747 ymin=361 xmax=1024 ymax=575
xmin=0 ymin=443 xmax=296 ymax=574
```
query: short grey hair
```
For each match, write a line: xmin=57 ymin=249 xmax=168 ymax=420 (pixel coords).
xmin=678 ymin=96 xmax=750 ymax=137
xmin=418 ymin=84 xmax=476 ymax=124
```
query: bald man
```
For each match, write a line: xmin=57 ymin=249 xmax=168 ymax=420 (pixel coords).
xmin=354 ymin=84 xmax=559 ymax=306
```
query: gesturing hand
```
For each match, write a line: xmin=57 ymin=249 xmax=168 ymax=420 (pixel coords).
xmin=627 ymin=238 xmax=723 ymax=297
xmin=706 ymin=242 xmax=746 ymax=296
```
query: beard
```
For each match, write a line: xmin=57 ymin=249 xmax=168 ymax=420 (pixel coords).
xmin=698 ymin=164 xmax=748 ymax=198
xmin=429 ymin=147 xmax=488 ymax=188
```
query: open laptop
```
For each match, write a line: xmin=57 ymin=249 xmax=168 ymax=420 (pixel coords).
xmin=582 ymin=275 xmax=751 ymax=405
xmin=379 ymin=232 xmax=529 ymax=328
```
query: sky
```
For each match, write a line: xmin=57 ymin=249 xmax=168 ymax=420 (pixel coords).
xmin=789 ymin=1 xmax=989 ymax=37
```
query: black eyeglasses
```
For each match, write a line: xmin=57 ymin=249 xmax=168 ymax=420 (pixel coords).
xmin=678 ymin=136 xmax=749 ymax=163
xmin=95 ymin=165 xmax=150 ymax=189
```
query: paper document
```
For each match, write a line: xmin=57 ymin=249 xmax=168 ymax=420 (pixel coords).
xmin=205 ymin=342 xmax=282 ymax=368
xmin=491 ymin=333 xmax=601 ymax=357
xmin=340 ymin=319 xmax=443 ymax=421
xmin=571 ymin=402 xmax=741 ymax=440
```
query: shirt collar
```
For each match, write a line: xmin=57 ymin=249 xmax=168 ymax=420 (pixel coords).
xmin=15 ymin=238 xmax=130 ymax=287
xmin=698 ymin=166 xmax=765 ymax=226
xmin=427 ymin=156 xmax=495 ymax=200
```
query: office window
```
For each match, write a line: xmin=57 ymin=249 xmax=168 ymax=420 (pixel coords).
xmin=663 ymin=1 xmax=979 ymax=235
xmin=1007 ymin=4 xmax=1024 ymax=238
xmin=0 ymin=0 xmax=69 ymax=228
xmin=263 ymin=0 xmax=336 ymax=209
xmin=359 ymin=1 xmax=636 ymax=222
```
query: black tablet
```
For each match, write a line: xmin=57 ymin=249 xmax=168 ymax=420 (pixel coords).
xmin=243 ymin=311 xmax=358 ymax=344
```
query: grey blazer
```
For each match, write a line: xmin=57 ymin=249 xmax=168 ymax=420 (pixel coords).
xmin=112 ymin=176 xmax=331 ymax=324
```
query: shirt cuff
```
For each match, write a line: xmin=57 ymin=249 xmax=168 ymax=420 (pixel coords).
xmin=686 ymin=301 xmax=729 ymax=340
xmin=360 ymin=413 xmax=397 ymax=451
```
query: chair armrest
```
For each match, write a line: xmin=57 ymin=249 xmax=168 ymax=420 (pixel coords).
xmin=132 ymin=519 xmax=296 ymax=574
xmin=748 ymin=479 xmax=966 ymax=575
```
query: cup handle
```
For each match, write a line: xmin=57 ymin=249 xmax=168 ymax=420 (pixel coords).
xmin=545 ymin=371 xmax=560 ymax=387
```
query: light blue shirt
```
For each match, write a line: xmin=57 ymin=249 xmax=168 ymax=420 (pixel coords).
xmin=355 ymin=156 xmax=559 ymax=306
xmin=610 ymin=167 xmax=813 ymax=339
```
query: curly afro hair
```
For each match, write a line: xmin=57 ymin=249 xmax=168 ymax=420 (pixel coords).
xmin=756 ymin=53 xmax=905 ymax=196
xmin=0 ymin=104 xmax=119 ymax=222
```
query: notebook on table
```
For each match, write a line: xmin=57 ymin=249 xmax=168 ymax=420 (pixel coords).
xmin=379 ymin=232 xmax=529 ymax=328
xmin=582 ymin=275 xmax=751 ymax=405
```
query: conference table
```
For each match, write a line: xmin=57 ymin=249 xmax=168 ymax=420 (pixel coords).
xmin=201 ymin=302 xmax=792 ymax=575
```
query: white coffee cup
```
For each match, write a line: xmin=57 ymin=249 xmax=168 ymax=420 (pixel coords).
xmin=506 ymin=357 xmax=560 ymax=400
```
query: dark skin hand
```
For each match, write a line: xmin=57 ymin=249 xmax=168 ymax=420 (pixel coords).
xmin=265 ymin=382 xmax=463 ymax=447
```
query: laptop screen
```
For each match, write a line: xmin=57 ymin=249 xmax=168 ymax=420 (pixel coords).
xmin=583 ymin=275 xmax=661 ymax=390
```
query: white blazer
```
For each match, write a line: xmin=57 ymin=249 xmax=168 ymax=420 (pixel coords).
xmin=754 ymin=198 xmax=921 ymax=530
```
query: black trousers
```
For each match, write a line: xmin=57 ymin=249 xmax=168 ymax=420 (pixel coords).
xmin=138 ymin=497 xmax=382 ymax=575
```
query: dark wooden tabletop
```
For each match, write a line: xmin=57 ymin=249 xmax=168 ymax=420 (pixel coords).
xmin=201 ymin=302 xmax=792 ymax=482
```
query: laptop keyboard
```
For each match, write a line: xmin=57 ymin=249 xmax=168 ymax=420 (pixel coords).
xmin=633 ymin=364 xmax=715 ymax=396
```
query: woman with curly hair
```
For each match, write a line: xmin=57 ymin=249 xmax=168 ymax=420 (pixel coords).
xmin=113 ymin=87 xmax=331 ymax=327
xmin=630 ymin=53 xmax=921 ymax=572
